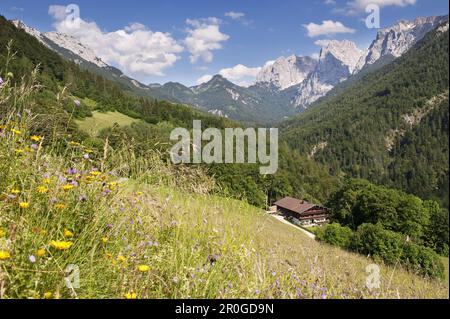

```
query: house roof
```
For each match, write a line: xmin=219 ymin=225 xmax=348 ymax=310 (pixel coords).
xmin=274 ymin=197 xmax=318 ymax=215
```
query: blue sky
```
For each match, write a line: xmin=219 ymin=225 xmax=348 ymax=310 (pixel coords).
xmin=1 ymin=0 xmax=448 ymax=86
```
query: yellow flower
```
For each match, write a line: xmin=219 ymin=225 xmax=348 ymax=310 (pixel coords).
xmin=64 ymin=228 xmax=74 ymax=238
xmin=61 ymin=184 xmax=75 ymax=192
xmin=43 ymin=178 xmax=52 ymax=184
xmin=37 ymin=186 xmax=49 ymax=194
xmin=137 ymin=265 xmax=150 ymax=272
xmin=44 ymin=292 xmax=53 ymax=299
xmin=37 ymin=249 xmax=46 ymax=257
xmin=117 ymin=255 xmax=127 ymax=263
xmin=31 ymin=135 xmax=42 ymax=142
xmin=102 ymin=237 xmax=109 ymax=244
xmin=54 ymin=203 xmax=67 ymax=210
xmin=90 ymin=171 xmax=101 ymax=177
xmin=11 ymin=129 xmax=22 ymax=135
xmin=85 ymin=149 xmax=94 ymax=154
xmin=0 ymin=229 xmax=6 ymax=238
xmin=124 ymin=292 xmax=137 ymax=299
xmin=15 ymin=148 xmax=25 ymax=154
xmin=69 ymin=141 xmax=80 ymax=146
xmin=49 ymin=240 xmax=73 ymax=251
xmin=105 ymin=252 xmax=113 ymax=259
xmin=19 ymin=202 xmax=30 ymax=209
xmin=10 ymin=189 xmax=21 ymax=195
xmin=0 ymin=250 xmax=11 ymax=260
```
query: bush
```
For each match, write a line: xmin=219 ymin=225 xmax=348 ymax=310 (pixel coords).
xmin=316 ymin=223 xmax=353 ymax=250
xmin=351 ymin=223 xmax=445 ymax=279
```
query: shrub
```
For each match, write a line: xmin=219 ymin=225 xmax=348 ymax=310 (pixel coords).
xmin=316 ymin=223 xmax=354 ymax=249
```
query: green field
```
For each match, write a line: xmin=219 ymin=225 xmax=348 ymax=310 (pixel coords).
xmin=76 ymin=111 xmax=141 ymax=136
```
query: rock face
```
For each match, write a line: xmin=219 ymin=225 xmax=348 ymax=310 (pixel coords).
xmin=293 ymin=40 xmax=366 ymax=109
xmin=355 ymin=15 xmax=448 ymax=72
xmin=12 ymin=20 xmax=108 ymax=68
xmin=256 ymin=55 xmax=317 ymax=90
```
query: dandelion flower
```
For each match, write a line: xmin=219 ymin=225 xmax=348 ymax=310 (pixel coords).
xmin=15 ymin=148 xmax=25 ymax=154
xmin=54 ymin=203 xmax=67 ymax=210
xmin=43 ymin=178 xmax=52 ymax=184
xmin=0 ymin=229 xmax=6 ymax=238
xmin=19 ymin=202 xmax=30 ymax=209
xmin=10 ymin=189 xmax=20 ymax=195
xmin=37 ymin=186 xmax=49 ymax=194
xmin=11 ymin=129 xmax=21 ymax=135
xmin=64 ymin=228 xmax=74 ymax=238
xmin=0 ymin=250 xmax=11 ymax=260
xmin=69 ymin=141 xmax=81 ymax=146
xmin=102 ymin=237 xmax=109 ymax=244
xmin=90 ymin=171 xmax=101 ymax=177
xmin=62 ymin=184 xmax=75 ymax=192
xmin=49 ymin=240 xmax=73 ymax=251
xmin=44 ymin=292 xmax=53 ymax=299
xmin=37 ymin=249 xmax=46 ymax=257
xmin=117 ymin=255 xmax=127 ymax=263
xmin=137 ymin=265 xmax=150 ymax=272
xmin=124 ymin=292 xmax=137 ymax=299
xmin=31 ymin=135 xmax=42 ymax=142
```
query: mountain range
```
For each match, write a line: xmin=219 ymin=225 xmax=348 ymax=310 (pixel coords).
xmin=12 ymin=15 xmax=448 ymax=123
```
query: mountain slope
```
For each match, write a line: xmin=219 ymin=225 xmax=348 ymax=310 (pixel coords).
xmin=282 ymin=23 xmax=449 ymax=207
xmin=256 ymin=55 xmax=317 ymax=90
xmin=292 ymin=40 xmax=366 ymax=110
xmin=356 ymin=15 xmax=448 ymax=72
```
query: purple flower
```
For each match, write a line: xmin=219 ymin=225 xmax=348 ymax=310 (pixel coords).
xmin=67 ymin=168 xmax=77 ymax=175
xmin=58 ymin=175 xmax=67 ymax=184
xmin=74 ymin=100 xmax=81 ymax=107
xmin=102 ymin=189 xmax=111 ymax=196
xmin=0 ymin=77 xmax=4 ymax=86
xmin=29 ymin=255 xmax=36 ymax=263
xmin=321 ymin=294 xmax=327 ymax=299
xmin=30 ymin=144 xmax=39 ymax=150
xmin=71 ymin=180 xmax=79 ymax=187
xmin=83 ymin=154 xmax=90 ymax=159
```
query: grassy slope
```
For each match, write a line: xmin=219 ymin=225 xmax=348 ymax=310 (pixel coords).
xmin=75 ymin=111 xmax=141 ymax=136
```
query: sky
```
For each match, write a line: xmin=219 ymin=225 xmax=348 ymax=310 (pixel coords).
xmin=0 ymin=0 xmax=448 ymax=86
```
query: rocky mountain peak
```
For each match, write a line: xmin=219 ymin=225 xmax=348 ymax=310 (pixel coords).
xmin=355 ymin=15 xmax=448 ymax=72
xmin=256 ymin=55 xmax=317 ymax=90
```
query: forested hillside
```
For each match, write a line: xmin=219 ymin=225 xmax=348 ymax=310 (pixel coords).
xmin=281 ymin=24 xmax=449 ymax=208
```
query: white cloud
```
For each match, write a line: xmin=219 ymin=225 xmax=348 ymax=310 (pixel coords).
xmin=335 ymin=0 xmax=417 ymax=15
xmin=185 ymin=18 xmax=230 ymax=64
xmin=225 ymin=11 xmax=245 ymax=20
xmin=311 ymin=53 xmax=320 ymax=60
xmin=197 ymin=64 xmax=262 ymax=86
xmin=349 ymin=0 xmax=416 ymax=11
xmin=303 ymin=20 xmax=356 ymax=37
xmin=48 ymin=5 xmax=183 ymax=80
xmin=196 ymin=74 xmax=214 ymax=84
xmin=314 ymin=39 xmax=331 ymax=47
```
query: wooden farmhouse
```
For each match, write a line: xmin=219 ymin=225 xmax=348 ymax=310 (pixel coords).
xmin=274 ymin=197 xmax=329 ymax=227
